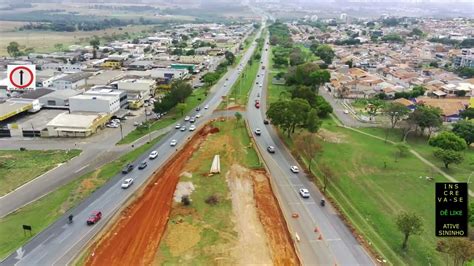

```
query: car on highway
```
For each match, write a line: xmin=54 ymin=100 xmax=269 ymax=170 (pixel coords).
xmin=138 ymin=161 xmax=147 ymax=170
xmin=180 ymin=126 xmax=186 ymax=131
xmin=263 ymin=119 xmax=269 ymax=125
xmin=190 ymin=117 xmax=196 ymax=123
xmin=175 ymin=123 xmax=181 ymax=129
xmin=254 ymin=128 xmax=261 ymax=136
xmin=204 ymin=104 xmax=209 ymax=109
xmin=290 ymin=166 xmax=300 ymax=173
xmin=122 ymin=164 xmax=134 ymax=174
xmin=170 ymin=139 xmax=177 ymax=146
xmin=184 ymin=116 xmax=190 ymax=121
xmin=195 ymin=113 xmax=201 ymax=118
xmin=121 ymin=178 xmax=134 ymax=189
xmin=189 ymin=125 xmax=196 ymax=131
xmin=149 ymin=150 xmax=158 ymax=159
xmin=196 ymin=107 xmax=201 ymax=111
xmin=86 ymin=211 xmax=102 ymax=225
xmin=343 ymin=109 xmax=349 ymax=114
xmin=267 ymin=146 xmax=275 ymax=153
xmin=299 ymin=188 xmax=310 ymax=198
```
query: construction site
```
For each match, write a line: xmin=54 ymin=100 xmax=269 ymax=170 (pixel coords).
xmin=82 ymin=119 xmax=299 ymax=265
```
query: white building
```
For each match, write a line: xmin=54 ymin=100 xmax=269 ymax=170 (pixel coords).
xmin=41 ymin=63 xmax=85 ymax=73
xmin=52 ymin=72 xmax=93 ymax=90
xmin=69 ymin=94 xmax=120 ymax=114
xmin=115 ymin=79 xmax=155 ymax=98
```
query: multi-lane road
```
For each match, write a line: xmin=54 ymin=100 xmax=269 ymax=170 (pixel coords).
xmin=245 ymin=36 xmax=374 ymax=265
xmin=1 ymin=22 xmax=265 ymax=266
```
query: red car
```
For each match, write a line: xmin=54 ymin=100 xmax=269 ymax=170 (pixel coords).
xmin=255 ymin=100 xmax=260 ymax=109
xmin=86 ymin=211 xmax=102 ymax=225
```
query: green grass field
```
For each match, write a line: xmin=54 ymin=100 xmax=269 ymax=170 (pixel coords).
xmin=0 ymin=134 xmax=164 ymax=260
xmin=156 ymin=119 xmax=261 ymax=263
xmin=227 ymin=57 xmax=260 ymax=106
xmin=290 ymin=120 xmax=456 ymax=265
xmin=0 ymin=149 xmax=81 ymax=196
xmin=118 ymin=88 xmax=207 ymax=145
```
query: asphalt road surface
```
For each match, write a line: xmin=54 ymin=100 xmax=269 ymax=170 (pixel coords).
xmin=245 ymin=36 xmax=374 ymax=265
xmin=1 ymin=23 xmax=265 ymax=266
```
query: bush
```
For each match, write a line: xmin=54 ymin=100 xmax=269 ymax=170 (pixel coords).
xmin=205 ymin=194 xmax=220 ymax=205
xmin=181 ymin=195 xmax=191 ymax=206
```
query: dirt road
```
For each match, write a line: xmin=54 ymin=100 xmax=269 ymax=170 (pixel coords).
xmin=85 ymin=125 xmax=218 ymax=266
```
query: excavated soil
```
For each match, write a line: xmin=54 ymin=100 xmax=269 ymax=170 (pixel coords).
xmin=251 ymin=170 xmax=301 ymax=266
xmin=85 ymin=125 xmax=218 ymax=266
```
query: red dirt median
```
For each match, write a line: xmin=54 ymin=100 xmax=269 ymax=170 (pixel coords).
xmin=85 ymin=125 xmax=219 ymax=266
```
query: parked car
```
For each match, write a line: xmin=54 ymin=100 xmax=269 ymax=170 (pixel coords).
xmin=254 ymin=128 xmax=261 ymax=136
xmin=121 ymin=178 xmax=134 ymax=189
xmin=86 ymin=211 xmax=102 ymax=225
xmin=138 ymin=161 xmax=147 ymax=170
xmin=175 ymin=123 xmax=181 ymax=129
xmin=170 ymin=139 xmax=177 ymax=146
xmin=111 ymin=119 xmax=121 ymax=124
xmin=343 ymin=109 xmax=349 ymax=114
xmin=149 ymin=150 xmax=158 ymax=159
xmin=189 ymin=125 xmax=196 ymax=131
xmin=290 ymin=166 xmax=300 ymax=173
xmin=122 ymin=164 xmax=134 ymax=174
xmin=180 ymin=126 xmax=186 ymax=131
xmin=267 ymin=146 xmax=275 ymax=153
xmin=184 ymin=116 xmax=190 ymax=121
xmin=106 ymin=123 xmax=119 ymax=128
xmin=299 ymin=188 xmax=310 ymax=198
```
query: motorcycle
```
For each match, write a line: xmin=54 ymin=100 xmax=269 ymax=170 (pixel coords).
xmin=320 ymin=199 xmax=325 ymax=207
xmin=67 ymin=214 xmax=74 ymax=224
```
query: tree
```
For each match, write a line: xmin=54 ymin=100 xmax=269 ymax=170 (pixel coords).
xmin=306 ymin=109 xmax=322 ymax=133
xmin=314 ymin=45 xmax=335 ymax=64
xmin=176 ymin=103 xmax=186 ymax=116
xmin=409 ymin=105 xmax=442 ymax=136
xmin=309 ymin=70 xmax=331 ymax=90
xmin=366 ymin=98 xmax=385 ymax=117
xmin=384 ymin=102 xmax=409 ymax=142
xmin=319 ymin=163 xmax=336 ymax=193
xmin=266 ymin=98 xmax=311 ymax=137
xmin=291 ymin=86 xmax=316 ymax=107
xmin=90 ymin=37 xmax=100 ymax=59
xmin=396 ymin=212 xmax=423 ymax=250
xmin=452 ymin=120 xmax=474 ymax=146
xmin=314 ymin=96 xmax=333 ymax=117
xmin=434 ymin=148 xmax=464 ymax=169
xmin=169 ymin=80 xmax=192 ymax=103
xmin=186 ymin=49 xmax=195 ymax=56
xmin=294 ymin=132 xmax=322 ymax=172
xmin=395 ymin=142 xmax=410 ymax=160
xmin=7 ymin=42 xmax=21 ymax=57
xmin=224 ymin=51 xmax=235 ymax=65
xmin=429 ymin=131 xmax=467 ymax=151
xmin=460 ymin=108 xmax=474 ymax=120
xmin=202 ymin=72 xmax=220 ymax=86
xmin=437 ymin=238 xmax=474 ymax=266
xmin=234 ymin=112 xmax=242 ymax=125
xmin=289 ymin=47 xmax=305 ymax=66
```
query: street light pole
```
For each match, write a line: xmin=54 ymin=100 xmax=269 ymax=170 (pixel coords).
xmin=119 ymin=123 xmax=123 ymax=140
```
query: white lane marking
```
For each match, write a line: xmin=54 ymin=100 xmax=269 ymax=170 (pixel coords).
xmin=74 ymin=164 xmax=89 ymax=173
xmin=15 ymin=247 xmax=24 ymax=259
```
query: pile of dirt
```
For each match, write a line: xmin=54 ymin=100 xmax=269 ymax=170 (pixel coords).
xmin=172 ymin=181 xmax=195 ymax=203
xmin=251 ymin=170 xmax=300 ymax=266
xmin=84 ymin=125 xmax=218 ymax=266
xmin=226 ymin=164 xmax=273 ymax=265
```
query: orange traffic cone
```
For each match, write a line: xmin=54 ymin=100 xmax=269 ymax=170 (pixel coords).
xmin=314 ymin=227 xmax=319 ymax=233
xmin=318 ymin=234 xmax=323 ymax=240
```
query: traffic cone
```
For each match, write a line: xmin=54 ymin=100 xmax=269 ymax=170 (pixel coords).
xmin=314 ymin=227 xmax=319 ymax=233
xmin=318 ymin=234 xmax=323 ymax=240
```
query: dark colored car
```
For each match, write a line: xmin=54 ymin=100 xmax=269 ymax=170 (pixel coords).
xmin=87 ymin=211 xmax=102 ymax=225
xmin=196 ymin=107 xmax=201 ymax=111
xmin=122 ymin=164 xmax=134 ymax=174
xmin=190 ymin=117 xmax=196 ymax=123
xmin=138 ymin=161 xmax=147 ymax=169
xmin=263 ymin=119 xmax=269 ymax=125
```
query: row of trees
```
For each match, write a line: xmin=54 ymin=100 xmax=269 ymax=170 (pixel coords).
xmin=153 ymin=80 xmax=193 ymax=114
xmin=6 ymin=42 xmax=34 ymax=58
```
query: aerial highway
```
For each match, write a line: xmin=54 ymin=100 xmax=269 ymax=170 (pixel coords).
xmin=0 ymin=22 xmax=265 ymax=266
xmin=245 ymin=36 xmax=375 ymax=265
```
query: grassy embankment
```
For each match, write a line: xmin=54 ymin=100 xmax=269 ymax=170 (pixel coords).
xmin=0 ymin=134 xmax=164 ymax=260
xmin=156 ymin=119 xmax=261 ymax=263
xmin=0 ymin=149 xmax=81 ymax=196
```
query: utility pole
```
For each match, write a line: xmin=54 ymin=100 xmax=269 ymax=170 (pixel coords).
xmin=31 ymin=123 xmax=35 ymax=139
xmin=119 ymin=123 xmax=123 ymax=140
xmin=144 ymin=109 xmax=151 ymax=143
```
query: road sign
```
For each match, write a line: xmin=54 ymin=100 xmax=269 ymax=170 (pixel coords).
xmin=7 ymin=65 xmax=36 ymax=90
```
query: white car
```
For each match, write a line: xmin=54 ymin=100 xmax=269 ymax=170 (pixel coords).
xmin=204 ymin=104 xmax=209 ymax=109
xmin=189 ymin=125 xmax=196 ymax=131
xmin=121 ymin=178 xmax=134 ymax=189
xmin=107 ymin=123 xmax=119 ymax=128
xmin=175 ymin=123 xmax=181 ymax=129
xmin=343 ymin=109 xmax=349 ymax=114
xmin=299 ymin=188 xmax=310 ymax=198
xmin=254 ymin=128 xmax=261 ymax=136
xmin=195 ymin=113 xmax=201 ymax=118
xmin=170 ymin=139 xmax=177 ymax=146
xmin=149 ymin=150 xmax=158 ymax=159
xmin=111 ymin=119 xmax=121 ymax=124
xmin=180 ymin=126 xmax=186 ymax=131
xmin=290 ymin=166 xmax=300 ymax=173
xmin=184 ymin=116 xmax=190 ymax=121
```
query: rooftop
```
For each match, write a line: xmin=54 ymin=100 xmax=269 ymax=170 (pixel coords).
xmin=47 ymin=112 xmax=107 ymax=128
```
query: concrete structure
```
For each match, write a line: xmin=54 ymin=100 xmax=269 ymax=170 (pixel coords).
xmin=41 ymin=63 xmax=85 ymax=72
xmin=0 ymin=100 xmax=33 ymax=122
xmin=45 ymin=112 xmax=110 ymax=137
xmin=52 ymin=72 xmax=93 ymax=90
xmin=39 ymin=89 xmax=81 ymax=108
xmin=115 ymin=79 xmax=155 ymax=98
xmin=85 ymin=88 xmax=128 ymax=108
xmin=69 ymin=94 xmax=120 ymax=114
xmin=149 ymin=68 xmax=188 ymax=81
xmin=454 ymin=49 xmax=474 ymax=68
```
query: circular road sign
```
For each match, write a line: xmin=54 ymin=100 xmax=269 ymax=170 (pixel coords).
xmin=9 ymin=66 xmax=34 ymax=89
